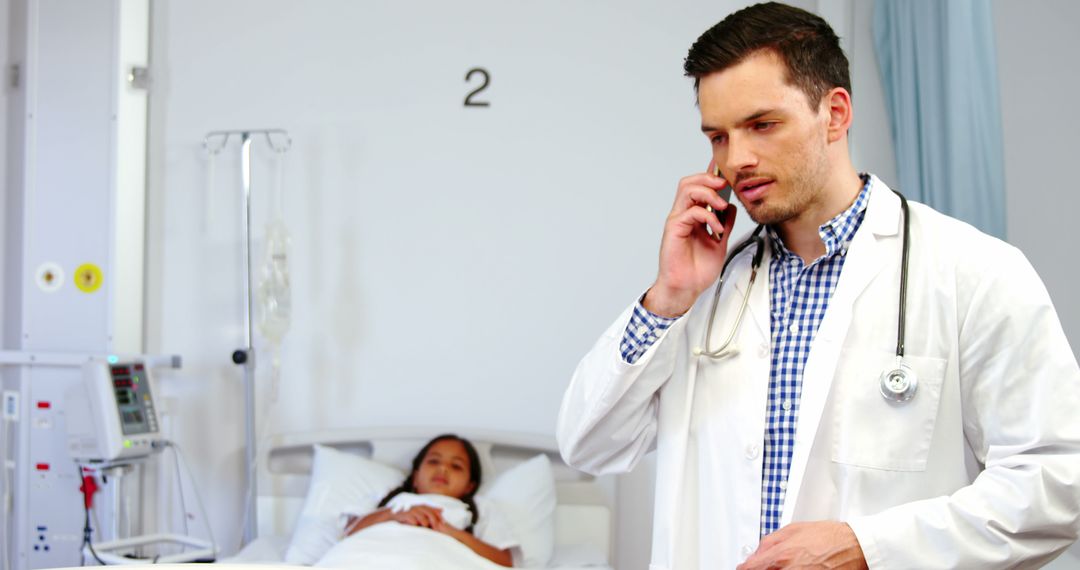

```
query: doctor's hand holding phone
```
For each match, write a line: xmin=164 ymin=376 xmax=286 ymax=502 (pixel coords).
xmin=643 ymin=161 xmax=737 ymax=318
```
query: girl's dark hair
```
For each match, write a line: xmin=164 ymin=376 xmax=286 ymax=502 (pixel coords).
xmin=377 ymin=434 xmax=483 ymax=533
xmin=683 ymin=2 xmax=851 ymax=109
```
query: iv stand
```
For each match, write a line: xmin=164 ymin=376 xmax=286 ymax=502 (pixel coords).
xmin=202 ymin=129 xmax=291 ymax=545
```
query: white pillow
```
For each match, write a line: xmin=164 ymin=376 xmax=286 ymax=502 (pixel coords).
xmin=283 ymin=444 xmax=404 ymax=564
xmin=482 ymin=454 xmax=557 ymax=568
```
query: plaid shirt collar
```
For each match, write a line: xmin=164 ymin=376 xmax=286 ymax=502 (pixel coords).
xmin=766 ymin=174 xmax=872 ymax=263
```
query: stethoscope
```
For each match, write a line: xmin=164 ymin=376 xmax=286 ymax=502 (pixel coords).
xmin=693 ymin=190 xmax=918 ymax=404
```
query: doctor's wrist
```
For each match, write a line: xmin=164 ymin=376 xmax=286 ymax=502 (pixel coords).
xmin=642 ymin=285 xmax=695 ymax=318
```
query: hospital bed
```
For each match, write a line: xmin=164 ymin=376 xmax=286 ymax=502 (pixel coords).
xmin=222 ymin=426 xmax=616 ymax=569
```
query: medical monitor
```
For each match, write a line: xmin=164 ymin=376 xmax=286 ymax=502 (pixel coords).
xmin=67 ymin=359 xmax=163 ymax=462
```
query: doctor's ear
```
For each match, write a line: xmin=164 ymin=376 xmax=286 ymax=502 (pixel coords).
xmin=823 ymin=87 xmax=853 ymax=143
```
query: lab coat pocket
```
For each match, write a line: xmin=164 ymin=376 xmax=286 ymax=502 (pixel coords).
xmin=831 ymin=350 xmax=947 ymax=471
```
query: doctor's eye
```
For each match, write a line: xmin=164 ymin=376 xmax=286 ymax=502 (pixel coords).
xmin=752 ymin=121 xmax=777 ymax=132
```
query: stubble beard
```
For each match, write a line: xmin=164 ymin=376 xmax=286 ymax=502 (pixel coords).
xmin=742 ymin=144 xmax=830 ymax=227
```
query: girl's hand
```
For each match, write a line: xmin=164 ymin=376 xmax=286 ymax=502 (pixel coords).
xmin=343 ymin=515 xmax=362 ymax=536
xmin=391 ymin=505 xmax=444 ymax=528
xmin=431 ymin=518 xmax=462 ymax=538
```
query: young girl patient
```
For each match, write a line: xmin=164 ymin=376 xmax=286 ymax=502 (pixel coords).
xmin=341 ymin=434 xmax=516 ymax=567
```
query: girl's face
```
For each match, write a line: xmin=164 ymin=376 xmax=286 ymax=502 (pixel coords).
xmin=412 ymin=439 xmax=476 ymax=499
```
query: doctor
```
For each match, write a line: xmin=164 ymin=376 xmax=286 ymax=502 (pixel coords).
xmin=557 ymin=3 xmax=1080 ymax=569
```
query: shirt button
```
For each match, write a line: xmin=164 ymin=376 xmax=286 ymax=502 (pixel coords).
xmin=745 ymin=444 xmax=760 ymax=460
xmin=741 ymin=544 xmax=755 ymax=558
xmin=781 ymin=400 xmax=792 ymax=411
xmin=789 ymin=323 xmax=799 ymax=334
xmin=779 ymin=480 xmax=788 ymax=490
xmin=636 ymin=325 xmax=650 ymax=337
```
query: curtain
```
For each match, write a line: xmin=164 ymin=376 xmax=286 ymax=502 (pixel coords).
xmin=873 ymin=0 xmax=1006 ymax=239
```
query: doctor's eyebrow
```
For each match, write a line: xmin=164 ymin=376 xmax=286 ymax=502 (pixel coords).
xmin=701 ymin=108 xmax=777 ymax=133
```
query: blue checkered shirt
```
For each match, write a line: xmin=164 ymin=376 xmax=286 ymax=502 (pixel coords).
xmin=621 ymin=177 xmax=871 ymax=537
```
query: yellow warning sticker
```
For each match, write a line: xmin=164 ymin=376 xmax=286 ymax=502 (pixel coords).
xmin=74 ymin=263 xmax=103 ymax=293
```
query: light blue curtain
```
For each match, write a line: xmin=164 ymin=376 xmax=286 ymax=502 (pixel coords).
xmin=873 ymin=0 xmax=1006 ymax=239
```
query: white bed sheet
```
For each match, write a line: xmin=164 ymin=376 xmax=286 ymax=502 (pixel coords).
xmin=221 ymin=534 xmax=613 ymax=570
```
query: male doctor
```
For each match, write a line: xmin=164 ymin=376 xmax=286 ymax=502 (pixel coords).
xmin=557 ymin=3 xmax=1080 ymax=569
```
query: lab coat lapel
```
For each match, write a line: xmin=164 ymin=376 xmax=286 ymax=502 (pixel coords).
xmin=780 ymin=179 xmax=902 ymax=525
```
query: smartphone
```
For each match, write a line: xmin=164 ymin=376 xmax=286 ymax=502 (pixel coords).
xmin=706 ymin=165 xmax=733 ymax=241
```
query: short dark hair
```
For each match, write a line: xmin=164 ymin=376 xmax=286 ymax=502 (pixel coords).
xmin=683 ymin=2 xmax=851 ymax=109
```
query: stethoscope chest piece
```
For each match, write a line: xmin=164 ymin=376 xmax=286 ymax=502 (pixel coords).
xmin=879 ymin=361 xmax=918 ymax=403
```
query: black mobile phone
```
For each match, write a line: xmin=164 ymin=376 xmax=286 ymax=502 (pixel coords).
xmin=706 ymin=166 xmax=732 ymax=240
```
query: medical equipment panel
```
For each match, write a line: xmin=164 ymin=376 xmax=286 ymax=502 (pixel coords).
xmin=1 ymin=0 xmax=153 ymax=567
xmin=66 ymin=361 xmax=162 ymax=462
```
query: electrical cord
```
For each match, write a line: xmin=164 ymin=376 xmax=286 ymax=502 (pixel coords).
xmin=83 ymin=506 xmax=107 ymax=566
xmin=76 ymin=463 xmax=108 ymax=566
xmin=163 ymin=441 xmax=217 ymax=558
xmin=168 ymin=444 xmax=190 ymax=538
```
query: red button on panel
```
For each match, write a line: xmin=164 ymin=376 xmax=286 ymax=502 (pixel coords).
xmin=37 ymin=401 xmax=51 ymax=409
xmin=35 ymin=463 xmax=49 ymax=471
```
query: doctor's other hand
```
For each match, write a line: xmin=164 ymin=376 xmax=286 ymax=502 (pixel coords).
xmin=644 ymin=165 xmax=737 ymax=318
xmin=737 ymin=521 xmax=867 ymax=570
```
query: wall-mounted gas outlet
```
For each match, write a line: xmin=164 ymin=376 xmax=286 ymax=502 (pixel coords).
xmin=3 ymin=391 xmax=19 ymax=421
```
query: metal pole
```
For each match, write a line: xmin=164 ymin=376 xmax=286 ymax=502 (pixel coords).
xmin=239 ymin=133 xmax=257 ymax=545
xmin=204 ymin=128 xmax=290 ymax=547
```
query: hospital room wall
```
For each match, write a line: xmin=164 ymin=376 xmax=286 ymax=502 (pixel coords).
xmin=993 ymin=0 xmax=1080 ymax=359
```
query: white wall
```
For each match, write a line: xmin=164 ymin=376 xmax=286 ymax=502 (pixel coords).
xmin=995 ymin=0 xmax=1080 ymax=361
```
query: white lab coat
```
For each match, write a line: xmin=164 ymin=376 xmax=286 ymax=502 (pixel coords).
xmin=557 ymin=176 xmax=1080 ymax=569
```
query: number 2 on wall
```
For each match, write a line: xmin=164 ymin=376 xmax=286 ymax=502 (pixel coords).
xmin=464 ymin=68 xmax=490 ymax=107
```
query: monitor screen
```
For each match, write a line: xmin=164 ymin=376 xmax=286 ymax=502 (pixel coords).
xmin=110 ymin=364 xmax=158 ymax=436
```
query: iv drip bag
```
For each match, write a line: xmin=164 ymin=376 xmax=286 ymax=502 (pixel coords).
xmin=258 ymin=151 xmax=291 ymax=345
xmin=258 ymin=220 xmax=291 ymax=344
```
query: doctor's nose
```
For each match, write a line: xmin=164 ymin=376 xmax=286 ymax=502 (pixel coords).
xmin=724 ymin=135 xmax=759 ymax=175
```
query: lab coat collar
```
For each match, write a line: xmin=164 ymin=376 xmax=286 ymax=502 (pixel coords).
xmin=863 ymin=174 xmax=902 ymax=238
xmin=766 ymin=175 xmax=873 ymax=263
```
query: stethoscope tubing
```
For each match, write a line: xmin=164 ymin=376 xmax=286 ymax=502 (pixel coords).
xmin=696 ymin=225 xmax=766 ymax=358
xmin=895 ymin=191 xmax=910 ymax=358
xmin=698 ymin=190 xmax=912 ymax=364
